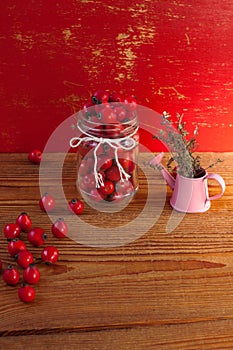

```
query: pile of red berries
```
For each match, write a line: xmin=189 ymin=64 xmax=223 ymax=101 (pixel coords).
xmin=79 ymin=154 xmax=136 ymax=202
xmin=1 ymin=212 xmax=60 ymax=302
xmin=1 ymin=165 xmax=84 ymax=302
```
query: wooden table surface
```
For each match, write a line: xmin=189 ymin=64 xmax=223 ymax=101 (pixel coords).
xmin=0 ymin=152 xmax=232 ymax=349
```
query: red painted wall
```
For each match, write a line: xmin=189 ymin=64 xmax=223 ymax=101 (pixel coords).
xmin=1 ymin=0 xmax=233 ymax=152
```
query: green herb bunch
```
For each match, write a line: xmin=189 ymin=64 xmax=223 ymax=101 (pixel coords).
xmin=153 ymin=112 xmax=222 ymax=178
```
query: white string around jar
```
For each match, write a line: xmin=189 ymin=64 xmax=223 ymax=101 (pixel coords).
xmin=69 ymin=124 xmax=139 ymax=188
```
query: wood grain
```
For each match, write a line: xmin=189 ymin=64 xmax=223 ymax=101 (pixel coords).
xmin=0 ymin=152 xmax=232 ymax=349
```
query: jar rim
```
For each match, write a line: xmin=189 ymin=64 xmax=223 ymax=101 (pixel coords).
xmin=77 ymin=105 xmax=138 ymax=139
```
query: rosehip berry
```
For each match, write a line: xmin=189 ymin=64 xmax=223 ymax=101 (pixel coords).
xmin=114 ymin=106 xmax=127 ymax=122
xmin=8 ymin=238 xmax=27 ymax=257
xmin=88 ymin=188 xmax=104 ymax=202
xmin=119 ymin=158 xmax=135 ymax=173
xmin=98 ymin=155 xmax=113 ymax=171
xmin=23 ymin=265 xmax=40 ymax=285
xmin=52 ymin=218 xmax=68 ymax=238
xmin=4 ymin=223 xmax=21 ymax=241
xmin=16 ymin=212 xmax=32 ymax=232
xmin=27 ymin=227 xmax=47 ymax=247
xmin=39 ymin=193 xmax=56 ymax=212
xmin=18 ymin=284 xmax=35 ymax=303
xmin=68 ymin=199 xmax=84 ymax=215
xmin=80 ymin=173 xmax=96 ymax=191
xmin=83 ymin=100 xmax=95 ymax=116
xmin=108 ymin=191 xmax=123 ymax=202
xmin=106 ymin=165 xmax=121 ymax=182
xmin=41 ymin=246 xmax=59 ymax=265
xmin=3 ymin=265 xmax=20 ymax=286
xmin=124 ymin=95 xmax=137 ymax=111
xmin=99 ymin=107 xmax=117 ymax=124
xmin=108 ymin=91 xmax=123 ymax=102
xmin=99 ymin=180 xmax=115 ymax=196
xmin=92 ymin=90 xmax=109 ymax=104
xmin=16 ymin=250 xmax=34 ymax=269
xmin=94 ymin=102 xmax=110 ymax=114
xmin=28 ymin=149 xmax=42 ymax=164
xmin=115 ymin=180 xmax=134 ymax=195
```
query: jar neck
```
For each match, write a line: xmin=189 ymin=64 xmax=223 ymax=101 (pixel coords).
xmin=78 ymin=107 xmax=138 ymax=139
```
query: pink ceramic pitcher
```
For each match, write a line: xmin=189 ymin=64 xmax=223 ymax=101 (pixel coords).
xmin=150 ymin=152 xmax=226 ymax=213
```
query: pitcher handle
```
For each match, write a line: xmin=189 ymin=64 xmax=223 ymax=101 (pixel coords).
xmin=206 ymin=173 xmax=226 ymax=200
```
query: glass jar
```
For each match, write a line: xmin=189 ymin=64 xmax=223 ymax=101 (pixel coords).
xmin=71 ymin=102 xmax=139 ymax=212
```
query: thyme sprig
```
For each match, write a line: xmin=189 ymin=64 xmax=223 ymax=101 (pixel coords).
xmin=153 ymin=112 xmax=223 ymax=178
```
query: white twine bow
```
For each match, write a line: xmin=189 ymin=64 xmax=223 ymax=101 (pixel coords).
xmin=70 ymin=124 xmax=138 ymax=188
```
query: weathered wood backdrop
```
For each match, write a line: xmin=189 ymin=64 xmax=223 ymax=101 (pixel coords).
xmin=0 ymin=0 xmax=233 ymax=152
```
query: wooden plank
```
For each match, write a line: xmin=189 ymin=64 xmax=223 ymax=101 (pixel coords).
xmin=0 ymin=153 xmax=232 ymax=349
xmin=2 ymin=319 xmax=233 ymax=350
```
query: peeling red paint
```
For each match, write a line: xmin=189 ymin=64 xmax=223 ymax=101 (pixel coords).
xmin=0 ymin=0 xmax=233 ymax=152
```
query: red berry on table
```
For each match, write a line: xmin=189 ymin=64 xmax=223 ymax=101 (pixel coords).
xmin=68 ymin=198 xmax=84 ymax=215
xmin=39 ymin=193 xmax=56 ymax=212
xmin=28 ymin=149 xmax=42 ymax=164
xmin=3 ymin=265 xmax=20 ymax=286
xmin=27 ymin=227 xmax=47 ymax=247
xmin=8 ymin=238 xmax=27 ymax=257
xmin=16 ymin=212 xmax=32 ymax=232
xmin=99 ymin=180 xmax=115 ymax=196
xmin=4 ymin=223 xmax=21 ymax=241
xmin=23 ymin=265 xmax=40 ymax=285
xmin=52 ymin=218 xmax=68 ymax=238
xmin=16 ymin=250 xmax=34 ymax=269
xmin=0 ymin=260 xmax=2 ymax=271
xmin=18 ymin=284 xmax=35 ymax=303
xmin=92 ymin=90 xmax=109 ymax=104
xmin=41 ymin=246 xmax=59 ymax=265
